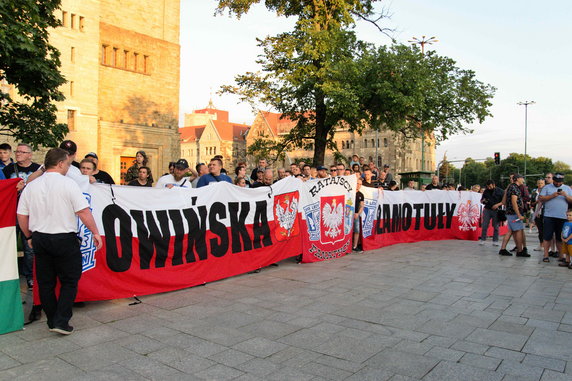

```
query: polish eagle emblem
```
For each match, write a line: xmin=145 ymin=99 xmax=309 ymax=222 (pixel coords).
xmin=321 ymin=198 xmax=344 ymax=238
xmin=275 ymin=195 xmax=298 ymax=236
xmin=458 ymin=200 xmax=480 ymax=231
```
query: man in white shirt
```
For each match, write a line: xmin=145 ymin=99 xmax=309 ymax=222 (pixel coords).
xmin=155 ymin=159 xmax=193 ymax=188
xmin=17 ymin=148 xmax=102 ymax=335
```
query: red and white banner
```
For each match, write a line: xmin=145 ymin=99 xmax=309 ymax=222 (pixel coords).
xmin=360 ymin=188 xmax=482 ymax=250
xmin=16 ymin=175 xmax=501 ymax=304
xmin=300 ymin=176 xmax=357 ymax=263
xmin=74 ymin=177 xmax=303 ymax=301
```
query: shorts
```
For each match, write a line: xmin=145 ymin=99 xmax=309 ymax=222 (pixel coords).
xmin=563 ymin=242 xmax=572 ymax=256
xmin=353 ymin=217 xmax=361 ymax=233
xmin=543 ymin=217 xmax=566 ymax=242
xmin=506 ymin=214 xmax=524 ymax=231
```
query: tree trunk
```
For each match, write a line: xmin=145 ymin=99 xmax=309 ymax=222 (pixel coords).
xmin=312 ymin=87 xmax=329 ymax=166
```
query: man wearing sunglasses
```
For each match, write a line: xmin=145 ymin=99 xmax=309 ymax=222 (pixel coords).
xmin=538 ymin=173 xmax=572 ymax=262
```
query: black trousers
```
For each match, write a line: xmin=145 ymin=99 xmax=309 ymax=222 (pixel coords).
xmin=32 ymin=232 xmax=82 ymax=329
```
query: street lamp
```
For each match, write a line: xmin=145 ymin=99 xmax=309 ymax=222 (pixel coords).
xmin=408 ymin=36 xmax=438 ymax=172
xmin=517 ymin=100 xmax=535 ymax=179
xmin=408 ymin=35 xmax=439 ymax=55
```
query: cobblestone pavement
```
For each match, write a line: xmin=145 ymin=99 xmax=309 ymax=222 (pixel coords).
xmin=1 ymin=233 xmax=572 ymax=380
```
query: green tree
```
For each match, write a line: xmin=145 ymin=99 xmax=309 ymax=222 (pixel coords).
xmin=0 ymin=0 xmax=67 ymax=148
xmin=218 ymin=1 xmax=495 ymax=165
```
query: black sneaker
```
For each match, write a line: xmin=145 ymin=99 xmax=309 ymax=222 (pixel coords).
xmin=50 ymin=325 xmax=73 ymax=335
xmin=352 ymin=247 xmax=363 ymax=253
xmin=516 ymin=251 xmax=531 ymax=257
xmin=549 ymin=251 xmax=559 ymax=258
xmin=499 ymin=249 xmax=512 ymax=256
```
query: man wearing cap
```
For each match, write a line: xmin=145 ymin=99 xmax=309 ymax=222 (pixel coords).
xmin=155 ymin=159 xmax=193 ymax=188
xmin=196 ymin=157 xmax=232 ymax=187
xmin=316 ymin=165 xmax=328 ymax=179
xmin=251 ymin=158 xmax=268 ymax=182
xmin=17 ymin=148 xmax=102 ymax=335
xmin=84 ymin=152 xmax=114 ymax=184
xmin=252 ymin=169 xmax=274 ymax=188
xmin=538 ymin=173 xmax=572 ymax=262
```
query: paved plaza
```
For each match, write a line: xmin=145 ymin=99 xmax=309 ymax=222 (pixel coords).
xmin=1 ymin=233 xmax=572 ymax=380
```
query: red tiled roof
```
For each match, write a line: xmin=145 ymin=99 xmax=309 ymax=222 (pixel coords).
xmin=179 ymin=125 xmax=205 ymax=142
xmin=212 ymin=120 xmax=249 ymax=141
xmin=194 ymin=108 xmax=229 ymax=123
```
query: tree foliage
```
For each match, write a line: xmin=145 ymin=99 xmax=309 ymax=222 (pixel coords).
xmin=0 ymin=0 xmax=67 ymax=148
xmin=217 ymin=0 xmax=495 ymax=165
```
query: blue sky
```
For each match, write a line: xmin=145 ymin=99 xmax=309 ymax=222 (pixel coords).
xmin=180 ymin=0 xmax=571 ymax=166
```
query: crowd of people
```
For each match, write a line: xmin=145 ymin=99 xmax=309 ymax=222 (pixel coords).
xmin=3 ymin=140 xmax=572 ymax=334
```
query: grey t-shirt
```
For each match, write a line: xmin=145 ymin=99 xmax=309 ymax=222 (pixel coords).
xmin=539 ymin=183 xmax=572 ymax=219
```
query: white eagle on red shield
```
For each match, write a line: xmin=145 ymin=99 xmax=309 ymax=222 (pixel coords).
xmin=320 ymin=195 xmax=345 ymax=243
xmin=274 ymin=191 xmax=300 ymax=241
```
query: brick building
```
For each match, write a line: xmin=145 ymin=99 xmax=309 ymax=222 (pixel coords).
xmin=179 ymin=102 xmax=249 ymax=171
xmin=9 ymin=0 xmax=181 ymax=183
xmin=246 ymin=111 xmax=436 ymax=176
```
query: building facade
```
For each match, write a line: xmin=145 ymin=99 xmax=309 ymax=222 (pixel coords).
xmin=179 ymin=103 xmax=249 ymax=171
xmin=246 ymin=111 xmax=436 ymax=175
xmin=19 ymin=0 xmax=181 ymax=183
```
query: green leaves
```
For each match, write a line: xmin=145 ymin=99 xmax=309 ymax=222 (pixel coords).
xmin=0 ymin=0 xmax=67 ymax=148
xmin=217 ymin=0 xmax=495 ymax=165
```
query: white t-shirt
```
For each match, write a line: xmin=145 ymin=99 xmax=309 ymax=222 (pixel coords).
xmin=154 ymin=174 xmax=192 ymax=188
xmin=17 ymin=172 xmax=89 ymax=234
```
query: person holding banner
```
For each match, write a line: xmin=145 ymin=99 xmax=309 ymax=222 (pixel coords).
xmin=16 ymin=148 xmax=102 ymax=335
xmin=155 ymin=159 xmax=193 ymax=188
xmin=352 ymin=178 xmax=365 ymax=253
xmin=479 ymin=180 xmax=504 ymax=246
xmin=196 ymin=157 xmax=232 ymax=187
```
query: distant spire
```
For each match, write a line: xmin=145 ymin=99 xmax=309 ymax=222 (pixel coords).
xmin=207 ymin=87 xmax=215 ymax=109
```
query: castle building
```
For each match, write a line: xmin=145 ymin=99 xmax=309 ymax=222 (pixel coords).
xmin=39 ymin=0 xmax=181 ymax=183
xmin=179 ymin=102 xmax=249 ymax=171
xmin=246 ymin=111 xmax=436 ymax=176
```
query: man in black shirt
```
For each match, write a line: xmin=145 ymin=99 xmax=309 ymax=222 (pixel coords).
xmin=479 ymin=180 xmax=504 ymax=246
xmin=425 ymin=175 xmax=441 ymax=190
xmin=352 ymin=178 xmax=365 ymax=253
xmin=128 ymin=166 xmax=152 ymax=187
xmin=362 ymin=168 xmax=376 ymax=188
xmin=84 ymin=152 xmax=115 ymax=184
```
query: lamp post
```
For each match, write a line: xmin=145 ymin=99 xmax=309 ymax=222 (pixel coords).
xmin=408 ymin=36 xmax=438 ymax=172
xmin=517 ymin=101 xmax=535 ymax=179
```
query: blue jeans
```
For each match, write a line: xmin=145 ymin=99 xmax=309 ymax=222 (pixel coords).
xmin=480 ymin=208 xmax=499 ymax=242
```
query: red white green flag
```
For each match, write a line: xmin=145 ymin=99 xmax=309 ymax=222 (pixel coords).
xmin=0 ymin=179 xmax=24 ymax=334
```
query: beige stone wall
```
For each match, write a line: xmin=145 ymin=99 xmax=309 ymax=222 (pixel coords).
xmin=99 ymin=0 xmax=180 ymax=44
xmin=50 ymin=0 xmax=101 ymax=155
xmin=98 ymin=22 xmax=179 ymax=126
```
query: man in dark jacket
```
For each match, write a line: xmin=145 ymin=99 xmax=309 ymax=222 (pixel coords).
xmin=479 ymin=180 xmax=504 ymax=246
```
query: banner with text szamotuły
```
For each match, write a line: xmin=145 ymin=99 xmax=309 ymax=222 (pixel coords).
xmin=360 ymin=188 xmax=482 ymax=251
xmin=74 ymin=176 xmax=304 ymax=301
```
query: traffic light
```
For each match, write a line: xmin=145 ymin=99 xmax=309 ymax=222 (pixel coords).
xmin=494 ymin=152 xmax=500 ymax=165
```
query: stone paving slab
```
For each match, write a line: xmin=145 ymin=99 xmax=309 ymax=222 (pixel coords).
xmin=2 ymin=234 xmax=572 ymax=379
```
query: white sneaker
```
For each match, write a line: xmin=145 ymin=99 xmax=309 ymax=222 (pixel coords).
xmin=533 ymin=246 xmax=543 ymax=251
xmin=479 ymin=240 xmax=486 ymax=246
xmin=492 ymin=242 xmax=500 ymax=247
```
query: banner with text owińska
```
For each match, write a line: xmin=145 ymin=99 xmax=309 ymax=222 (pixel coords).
xmin=75 ymin=177 xmax=303 ymax=301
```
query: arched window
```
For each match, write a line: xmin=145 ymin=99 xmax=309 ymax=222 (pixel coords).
xmin=364 ymin=139 xmax=368 ymax=148
xmin=384 ymin=138 xmax=388 ymax=147
xmin=377 ymin=155 xmax=382 ymax=167
xmin=342 ymin=141 xmax=345 ymax=149
xmin=371 ymin=139 xmax=375 ymax=147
